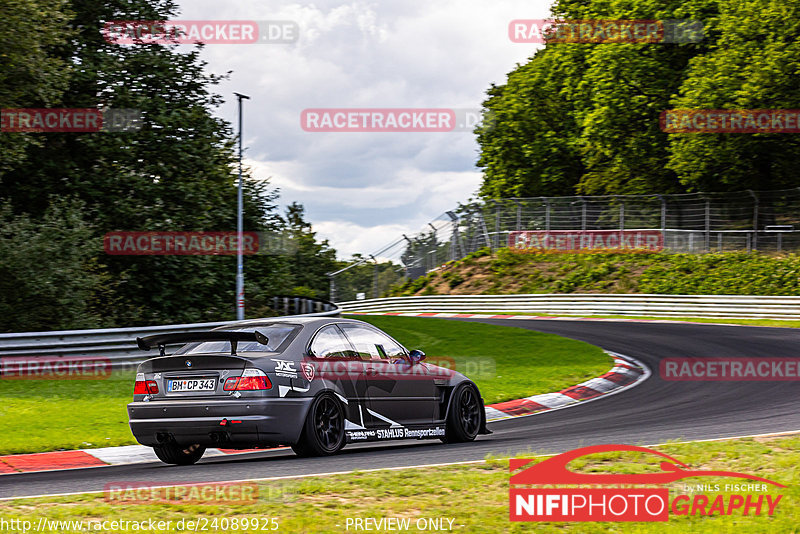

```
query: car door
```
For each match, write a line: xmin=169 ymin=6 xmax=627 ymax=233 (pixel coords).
xmin=308 ymin=324 xmax=373 ymax=429
xmin=339 ymin=323 xmax=435 ymax=427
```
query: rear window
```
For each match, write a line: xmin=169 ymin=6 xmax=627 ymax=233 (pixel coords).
xmin=175 ymin=324 xmax=300 ymax=354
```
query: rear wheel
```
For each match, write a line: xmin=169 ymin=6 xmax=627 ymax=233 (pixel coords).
xmin=292 ymin=394 xmax=345 ymax=457
xmin=442 ymin=383 xmax=481 ymax=443
xmin=153 ymin=443 xmax=206 ymax=465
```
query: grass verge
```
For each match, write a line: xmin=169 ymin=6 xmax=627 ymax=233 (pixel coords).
xmin=462 ymin=312 xmax=800 ymax=329
xmin=0 ymin=316 xmax=609 ymax=455
xmin=0 ymin=433 xmax=796 ymax=533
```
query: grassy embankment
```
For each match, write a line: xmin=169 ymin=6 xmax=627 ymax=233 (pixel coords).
xmin=391 ymin=248 xmax=800 ymax=297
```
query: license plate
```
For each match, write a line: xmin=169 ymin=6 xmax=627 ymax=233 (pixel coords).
xmin=167 ymin=378 xmax=216 ymax=392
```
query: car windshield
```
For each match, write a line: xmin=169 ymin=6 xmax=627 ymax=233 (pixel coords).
xmin=174 ymin=324 xmax=300 ymax=354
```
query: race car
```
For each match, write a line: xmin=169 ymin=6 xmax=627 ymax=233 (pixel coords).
xmin=127 ymin=317 xmax=490 ymax=465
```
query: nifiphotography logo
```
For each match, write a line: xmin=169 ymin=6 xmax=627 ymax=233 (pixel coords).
xmin=509 ymin=444 xmax=785 ymax=522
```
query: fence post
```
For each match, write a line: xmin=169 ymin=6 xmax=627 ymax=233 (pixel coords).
xmin=659 ymin=195 xmax=666 ymax=232
xmin=747 ymin=190 xmax=759 ymax=251
xmin=544 ymin=198 xmax=550 ymax=231
xmin=494 ymin=200 xmax=501 ymax=249
xmin=329 ymin=275 xmax=336 ymax=303
xmin=428 ymin=223 xmax=438 ymax=267
xmin=446 ymin=211 xmax=460 ymax=261
xmin=580 ymin=197 xmax=587 ymax=230
xmin=370 ymin=255 xmax=379 ymax=298
xmin=479 ymin=210 xmax=492 ymax=250
xmin=619 ymin=200 xmax=625 ymax=230
xmin=514 ymin=200 xmax=521 ymax=231
xmin=704 ymin=197 xmax=710 ymax=252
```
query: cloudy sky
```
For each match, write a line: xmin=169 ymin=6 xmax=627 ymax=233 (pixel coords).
xmin=176 ymin=0 xmax=550 ymax=258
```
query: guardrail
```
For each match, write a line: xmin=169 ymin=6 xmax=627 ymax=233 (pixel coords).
xmin=0 ymin=297 xmax=339 ymax=370
xmin=339 ymin=294 xmax=800 ymax=320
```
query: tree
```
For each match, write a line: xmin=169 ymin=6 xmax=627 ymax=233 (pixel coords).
xmin=280 ymin=202 xmax=337 ymax=297
xmin=0 ymin=0 xmax=72 ymax=173
xmin=0 ymin=200 xmax=113 ymax=332
xmin=667 ymin=0 xmax=800 ymax=191
xmin=477 ymin=0 xmax=723 ymax=198
xmin=1 ymin=0 xmax=339 ymax=328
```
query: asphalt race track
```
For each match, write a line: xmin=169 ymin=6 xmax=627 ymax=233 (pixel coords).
xmin=3 ymin=318 xmax=800 ymax=499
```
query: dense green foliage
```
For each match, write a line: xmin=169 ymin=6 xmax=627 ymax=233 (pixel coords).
xmin=0 ymin=0 xmax=337 ymax=331
xmin=477 ymin=0 xmax=800 ymax=197
xmin=392 ymin=248 xmax=800 ymax=296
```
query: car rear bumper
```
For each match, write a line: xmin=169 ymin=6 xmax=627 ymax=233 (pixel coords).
xmin=127 ymin=398 xmax=312 ymax=447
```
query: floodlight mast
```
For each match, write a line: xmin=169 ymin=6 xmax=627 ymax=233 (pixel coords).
xmin=234 ymin=92 xmax=250 ymax=320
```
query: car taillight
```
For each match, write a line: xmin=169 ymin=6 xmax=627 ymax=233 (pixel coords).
xmin=223 ymin=377 xmax=238 ymax=391
xmin=223 ymin=369 xmax=272 ymax=391
xmin=134 ymin=373 xmax=159 ymax=394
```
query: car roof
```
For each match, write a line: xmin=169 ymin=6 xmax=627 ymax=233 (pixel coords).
xmin=212 ymin=316 xmax=363 ymax=331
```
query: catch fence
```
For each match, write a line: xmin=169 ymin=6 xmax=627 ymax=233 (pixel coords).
xmin=330 ymin=188 xmax=800 ymax=301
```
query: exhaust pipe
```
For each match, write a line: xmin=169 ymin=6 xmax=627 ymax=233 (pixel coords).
xmin=155 ymin=432 xmax=173 ymax=444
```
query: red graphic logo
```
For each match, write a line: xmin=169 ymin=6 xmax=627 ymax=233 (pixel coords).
xmin=300 ymin=362 xmax=315 ymax=381
xmin=510 ymin=445 xmax=784 ymax=522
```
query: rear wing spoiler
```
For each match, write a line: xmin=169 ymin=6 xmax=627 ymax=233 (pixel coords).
xmin=136 ymin=331 xmax=269 ymax=356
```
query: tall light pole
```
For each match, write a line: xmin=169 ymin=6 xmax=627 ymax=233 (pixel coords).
xmin=234 ymin=92 xmax=250 ymax=320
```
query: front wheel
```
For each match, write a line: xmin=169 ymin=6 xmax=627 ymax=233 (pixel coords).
xmin=292 ymin=394 xmax=346 ymax=457
xmin=153 ymin=443 xmax=206 ymax=465
xmin=441 ymin=383 xmax=482 ymax=443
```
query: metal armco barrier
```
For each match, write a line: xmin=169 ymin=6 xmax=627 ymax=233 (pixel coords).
xmin=339 ymin=294 xmax=800 ymax=320
xmin=0 ymin=297 xmax=339 ymax=370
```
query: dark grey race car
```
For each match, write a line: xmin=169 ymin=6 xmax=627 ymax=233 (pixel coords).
xmin=128 ymin=317 xmax=490 ymax=465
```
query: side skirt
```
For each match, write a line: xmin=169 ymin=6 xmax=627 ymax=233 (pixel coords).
xmin=345 ymin=422 xmax=447 ymax=443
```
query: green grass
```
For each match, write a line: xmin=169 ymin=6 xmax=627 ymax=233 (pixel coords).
xmin=1 ymin=434 xmax=796 ymax=533
xmin=467 ymin=312 xmax=800 ymax=329
xmin=0 ymin=371 xmax=136 ymax=455
xmin=0 ymin=317 xmax=609 ymax=455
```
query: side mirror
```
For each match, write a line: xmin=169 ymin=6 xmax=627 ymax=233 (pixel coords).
xmin=408 ymin=349 xmax=426 ymax=364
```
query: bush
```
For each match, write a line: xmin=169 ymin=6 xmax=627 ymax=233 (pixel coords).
xmin=0 ymin=200 xmax=113 ymax=332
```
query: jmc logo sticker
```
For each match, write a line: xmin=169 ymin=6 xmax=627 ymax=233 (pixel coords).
xmin=509 ymin=445 xmax=785 ymax=522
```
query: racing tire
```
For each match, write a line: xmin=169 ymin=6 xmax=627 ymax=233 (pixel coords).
xmin=153 ymin=443 xmax=206 ymax=465
xmin=441 ymin=383 xmax=481 ymax=443
xmin=292 ymin=393 xmax=346 ymax=457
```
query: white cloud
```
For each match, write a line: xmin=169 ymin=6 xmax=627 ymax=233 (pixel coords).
xmin=175 ymin=0 xmax=551 ymax=258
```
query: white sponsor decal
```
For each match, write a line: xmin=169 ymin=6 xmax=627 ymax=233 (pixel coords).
xmin=271 ymin=359 xmax=298 ymax=378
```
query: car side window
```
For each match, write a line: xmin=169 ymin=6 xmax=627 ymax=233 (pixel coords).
xmin=309 ymin=325 xmax=357 ymax=359
xmin=340 ymin=324 xmax=405 ymax=361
